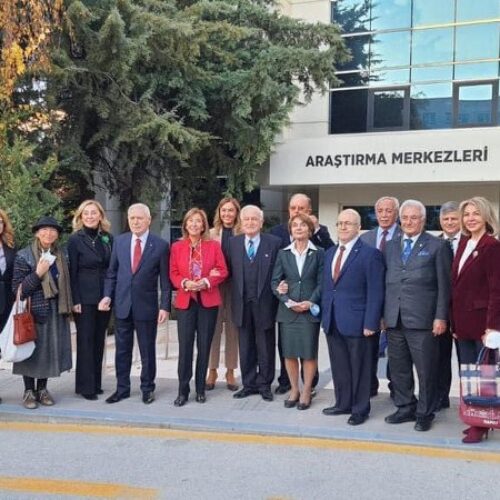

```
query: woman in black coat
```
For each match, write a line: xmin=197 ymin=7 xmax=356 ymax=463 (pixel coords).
xmin=68 ymin=200 xmax=113 ymax=400
xmin=0 ymin=209 xmax=16 ymax=334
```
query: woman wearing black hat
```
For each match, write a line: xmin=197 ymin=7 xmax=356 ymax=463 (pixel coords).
xmin=68 ymin=200 xmax=113 ymax=400
xmin=11 ymin=216 xmax=73 ymax=409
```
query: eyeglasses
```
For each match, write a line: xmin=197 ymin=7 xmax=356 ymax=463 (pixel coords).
xmin=336 ymin=221 xmax=358 ymax=227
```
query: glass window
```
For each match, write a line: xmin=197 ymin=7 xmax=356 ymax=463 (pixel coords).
xmin=412 ymin=28 xmax=453 ymax=65
xmin=371 ymin=89 xmax=407 ymax=129
xmin=370 ymin=31 xmax=411 ymax=69
xmin=455 ymin=23 xmax=500 ymax=62
xmin=411 ymin=65 xmax=453 ymax=82
xmin=457 ymin=0 xmax=500 ymax=22
xmin=457 ymin=83 xmax=494 ymax=126
xmin=332 ymin=0 xmax=370 ymax=33
xmin=338 ymin=71 xmax=371 ymax=88
xmin=369 ymin=68 xmax=410 ymax=85
xmin=370 ymin=0 xmax=411 ymax=31
xmin=338 ymin=35 xmax=371 ymax=71
xmin=330 ymin=89 xmax=368 ymax=133
xmin=410 ymin=83 xmax=452 ymax=130
xmin=412 ymin=0 xmax=454 ymax=26
xmin=454 ymin=62 xmax=500 ymax=80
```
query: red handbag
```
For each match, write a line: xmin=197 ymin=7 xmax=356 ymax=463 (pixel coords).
xmin=13 ymin=286 xmax=37 ymax=346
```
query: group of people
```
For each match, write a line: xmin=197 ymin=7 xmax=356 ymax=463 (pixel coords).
xmin=0 ymin=192 xmax=498 ymax=445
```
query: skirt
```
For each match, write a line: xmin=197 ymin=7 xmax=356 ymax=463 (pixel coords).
xmin=280 ymin=321 xmax=319 ymax=360
xmin=13 ymin=299 xmax=72 ymax=379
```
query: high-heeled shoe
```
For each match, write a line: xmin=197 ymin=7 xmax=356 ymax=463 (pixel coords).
xmin=284 ymin=397 xmax=299 ymax=408
xmin=225 ymin=369 xmax=239 ymax=391
xmin=462 ymin=427 xmax=472 ymax=435
xmin=462 ymin=426 xmax=489 ymax=444
xmin=205 ymin=369 xmax=218 ymax=391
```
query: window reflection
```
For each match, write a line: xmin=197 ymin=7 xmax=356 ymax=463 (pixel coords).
xmin=410 ymin=83 xmax=452 ymax=129
xmin=411 ymin=65 xmax=453 ymax=82
xmin=454 ymin=62 xmax=499 ymax=81
xmin=369 ymin=69 xmax=410 ymax=85
xmin=413 ymin=0 xmax=454 ymax=26
xmin=457 ymin=84 xmax=494 ymax=126
xmin=372 ymin=89 xmax=406 ymax=128
xmin=457 ymin=0 xmax=500 ymax=22
xmin=338 ymin=35 xmax=371 ymax=71
xmin=456 ymin=23 xmax=500 ymax=62
xmin=412 ymin=28 xmax=453 ymax=65
xmin=371 ymin=0 xmax=411 ymax=31
xmin=370 ymin=31 xmax=411 ymax=69
xmin=332 ymin=0 xmax=371 ymax=33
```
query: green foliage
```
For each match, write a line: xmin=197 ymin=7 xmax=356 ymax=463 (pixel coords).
xmin=48 ymin=0 xmax=349 ymax=216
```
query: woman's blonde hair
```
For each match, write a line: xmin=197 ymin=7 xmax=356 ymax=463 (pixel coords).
xmin=72 ymin=200 xmax=111 ymax=233
xmin=212 ymin=197 xmax=241 ymax=235
xmin=0 ymin=209 xmax=15 ymax=248
xmin=459 ymin=196 xmax=499 ymax=238
xmin=181 ymin=208 xmax=210 ymax=240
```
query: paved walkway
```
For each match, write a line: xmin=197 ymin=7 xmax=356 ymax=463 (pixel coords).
xmin=0 ymin=321 xmax=498 ymax=454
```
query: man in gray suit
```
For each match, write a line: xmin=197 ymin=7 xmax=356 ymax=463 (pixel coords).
xmin=360 ymin=196 xmax=402 ymax=396
xmin=383 ymin=199 xmax=452 ymax=432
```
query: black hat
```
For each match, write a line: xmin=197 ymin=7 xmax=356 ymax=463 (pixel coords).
xmin=32 ymin=216 xmax=63 ymax=234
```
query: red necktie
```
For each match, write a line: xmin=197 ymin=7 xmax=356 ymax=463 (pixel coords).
xmin=333 ymin=245 xmax=345 ymax=282
xmin=379 ymin=230 xmax=388 ymax=252
xmin=132 ymin=238 xmax=142 ymax=273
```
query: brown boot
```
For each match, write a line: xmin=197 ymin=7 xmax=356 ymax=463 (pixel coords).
xmin=205 ymin=369 xmax=217 ymax=390
xmin=225 ymin=369 xmax=239 ymax=392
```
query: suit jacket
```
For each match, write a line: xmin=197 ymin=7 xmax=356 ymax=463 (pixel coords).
xmin=103 ymin=232 xmax=171 ymax=321
xmin=271 ymin=245 xmax=324 ymax=324
xmin=228 ymin=232 xmax=281 ymax=329
xmin=270 ymin=223 xmax=334 ymax=250
xmin=384 ymin=232 xmax=452 ymax=330
xmin=67 ymin=230 xmax=113 ymax=305
xmin=321 ymin=239 xmax=385 ymax=337
xmin=0 ymin=244 xmax=16 ymax=315
xmin=451 ymin=233 xmax=500 ymax=341
xmin=360 ymin=225 xmax=403 ymax=250
xmin=169 ymin=238 xmax=228 ymax=310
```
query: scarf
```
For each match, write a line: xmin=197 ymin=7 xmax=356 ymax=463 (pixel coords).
xmin=31 ymin=239 xmax=73 ymax=315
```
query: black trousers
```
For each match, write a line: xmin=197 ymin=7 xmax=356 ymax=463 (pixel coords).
xmin=115 ymin=312 xmax=158 ymax=395
xmin=176 ymin=300 xmax=218 ymax=397
xmin=326 ymin=327 xmax=372 ymax=416
xmin=239 ymin=300 xmax=276 ymax=391
xmin=370 ymin=331 xmax=380 ymax=394
xmin=456 ymin=338 xmax=483 ymax=365
xmin=74 ymin=305 xmax=110 ymax=396
xmin=436 ymin=330 xmax=453 ymax=403
xmin=387 ymin=325 xmax=438 ymax=417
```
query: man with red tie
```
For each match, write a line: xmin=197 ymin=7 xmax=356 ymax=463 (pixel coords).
xmin=99 ymin=203 xmax=171 ymax=405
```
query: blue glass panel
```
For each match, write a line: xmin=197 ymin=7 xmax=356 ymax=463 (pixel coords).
xmin=369 ymin=69 xmax=410 ymax=85
xmin=457 ymin=0 xmax=500 ymax=22
xmin=413 ymin=0 xmax=454 ymax=26
xmin=410 ymin=83 xmax=453 ymax=129
xmin=454 ymin=62 xmax=500 ymax=80
xmin=332 ymin=0 xmax=371 ymax=33
xmin=370 ymin=31 xmax=411 ymax=69
xmin=373 ymin=89 xmax=406 ymax=128
xmin=337 ymin=34 xmax=371 ymax=71
xmin=330 ymin=88 xmax=368 ymax=133
xmin=412 ymin=28 xmax=453 ymax=65
xmin=456 ymin=23 xmax=500 ymax=62
xmin=371 ymin=0 xmax=411 ymax=31
xmin=458 ymin=84 xmax=494 ymax=125
xmin=411 ymin=65 xmax=453 ymax=82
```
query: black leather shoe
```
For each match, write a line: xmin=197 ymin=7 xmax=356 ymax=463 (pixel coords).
xmin=322 ymin=406 xmax=351 ymax=416
xmin=260 ymin=388 xmax=273 ymax=402
xmin=284 ymin=398 xmax=299 ymax=408
xmin=275 ymin=384 xmax=291 ymax=395
xmin=174 ymin=395 xmax=188 ymax=407
xmin=82 ymin=394 xmax=98 ymax=401
xmin=348 ymin=414 xmax=368 ymax=426
xmin=414 ymin=415 xmax=434 ymax=432
xmin=297 ymin=401 xmax=311 ymax=411
xmin=142 ymin=391 xmax=155 ymax=404
xmin=105 ymin=392 xmax=130 ymax=404
xmin=385 ymin=409 xmax=416 ymax=424
xmin=233 ymin=388 xmax=258 ymax=399
xmin=195 ymin=393 xmax=206 ymax=403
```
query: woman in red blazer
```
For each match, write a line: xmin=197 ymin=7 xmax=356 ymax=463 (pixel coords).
xmin=451 ymin=196 xmax=500 ymax=443
xmin=170 ymin=208 xmax=228 ymax=406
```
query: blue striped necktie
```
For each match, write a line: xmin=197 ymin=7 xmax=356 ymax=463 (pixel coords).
xmin=247 ymin=239 xmax=255 ymax=261
xmin=401 ymin=238 xmax=412 ymax=264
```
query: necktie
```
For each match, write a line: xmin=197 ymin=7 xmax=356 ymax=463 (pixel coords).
xmin=132 ymin=238 xmax=142 ymax=273
xmin=379 ymin=229 xmax=389 ymax=252
xmin=447 ymin=237 xmax=456 ymax=255
xmin=333 ymin=245 xmax=345 ymax=282
xmin=247 ymin=239 xmax=255 ymax=261
xmin=401 ymin=238 xmax=412 ymax=264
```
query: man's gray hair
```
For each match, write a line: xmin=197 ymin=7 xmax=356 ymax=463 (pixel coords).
xmin=339 ymin=208 xmax=361 ymax=226
xmin=241 ymin=204 xmax=264 ymax=221
xmin=289 ymin=193 xmax=312 ymax=209
xmin=128 ymin=203 xmax=151 ymax=218
xmin=439 ymin=201 xmax=459 ymax=217
xmin=400 ymin=199 xmax=426 ymax=219
xmin=375 ymin=196 xmax=400 ymax=211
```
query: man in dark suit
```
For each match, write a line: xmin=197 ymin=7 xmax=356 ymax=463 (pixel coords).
xmin=99 ymin=203 xmax=171 ymax=404
xmin=321 ymin=209 xmax=385 ymax=425
xmin=384 ymin=199 xmax=452 ymax=431
xmin=436 ymin=201 xmax=462 ymax=411
xmin=229 ymin=205 xmax=281 ymax=402
xmin=270 ymin=193 xmax=334 ymax=393
xmin=360 ymin=196 xmax=402 ymax=397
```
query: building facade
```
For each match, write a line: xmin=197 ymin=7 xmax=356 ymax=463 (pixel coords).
xmin=266 ymin=0 xmax=500 ymax=234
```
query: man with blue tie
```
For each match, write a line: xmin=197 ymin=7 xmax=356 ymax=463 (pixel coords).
xmin=383 ymin=200 xmax=452 ymax=431
xmin=99 ymin=203 xmax=171 ymax=404
xmin=228 ymin=205 xmax=281 ymax=401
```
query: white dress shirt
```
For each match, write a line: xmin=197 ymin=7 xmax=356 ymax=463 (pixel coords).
xmin=331 ymin=236 xmax=359 ymax=278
